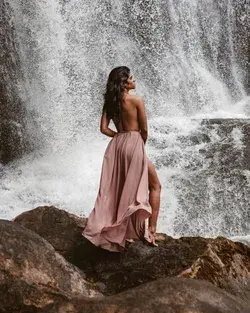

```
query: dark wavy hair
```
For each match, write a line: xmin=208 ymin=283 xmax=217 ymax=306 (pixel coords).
xmin=103 ymin=66 xmax=130 ymax=121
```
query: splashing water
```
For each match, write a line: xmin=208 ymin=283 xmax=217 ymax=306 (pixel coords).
xmin=1 ymin=0 xmax=249 ymax=238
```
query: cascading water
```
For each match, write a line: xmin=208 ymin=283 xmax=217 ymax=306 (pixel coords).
xmin=1 ymin=1 xmax=249 ymax=241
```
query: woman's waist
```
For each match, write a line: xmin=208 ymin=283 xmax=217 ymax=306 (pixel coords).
xmin=108 ymin=130 xmax=145 ymax=150
xmin=117 ymin=130 xmax=140 ymax=134
xmin=114 ymin=130 xmax=144 ymax=143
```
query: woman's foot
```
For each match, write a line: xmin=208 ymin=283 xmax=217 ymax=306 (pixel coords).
xmin=126 ymin=238 xmax=135 ymax=243
xmin=147 ymin=226 xmax=158 ymax=247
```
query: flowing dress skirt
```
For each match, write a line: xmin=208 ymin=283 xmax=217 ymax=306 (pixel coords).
xmin=82 ymin=130 xmax=152 ymax=252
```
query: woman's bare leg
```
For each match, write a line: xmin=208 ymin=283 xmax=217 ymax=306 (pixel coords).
xmin=148 ymin=159 xmax=161 ymax=245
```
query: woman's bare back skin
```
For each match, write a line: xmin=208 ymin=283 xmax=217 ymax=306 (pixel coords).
xmin=114 ymin=94 xmax=146 ymax=132
xmin=100 ymin=84 xmax=161 ymax=246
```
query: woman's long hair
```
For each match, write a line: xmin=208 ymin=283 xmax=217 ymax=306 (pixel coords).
xmin=103 ymin=66 xmax=130 ymax=122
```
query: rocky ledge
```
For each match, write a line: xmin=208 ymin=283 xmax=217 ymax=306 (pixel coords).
xmin=0 ymin=218 xmax=101 ymax=313
xmin=0 ymin=205 xmax=248 ymax=312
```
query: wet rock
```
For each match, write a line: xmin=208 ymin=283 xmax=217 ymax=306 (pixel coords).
xmin=13 ymin=207 xmax=250 ymax=300
xmin=77 ymin=236 xmax=250 ymax=299
xmin=0 ymin=219 xmax=101 ymax=312
xmin=242 ymin=123 xmax=250 ymax=170
xmin=177 ymin=236 xmax=250 ymax=300
xmin=41 ymin=277 xmax=250 ymax=313
xmin=13 ymin=205 xmax=87 ymax=264
xmin=189 ymin=133 xmax=211 ymax=145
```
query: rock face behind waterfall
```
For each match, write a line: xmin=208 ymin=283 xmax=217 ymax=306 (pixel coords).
xmin=0 ymin=2 xmax=30 ymax=164
xmin=234 ymin=0 xmax=250 ymax=92
xmin=13 ymin=207 xmax=250 ymax=303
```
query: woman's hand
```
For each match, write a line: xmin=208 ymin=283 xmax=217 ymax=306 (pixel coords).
xmin=100 ymin=111 xmax=117 ymax=137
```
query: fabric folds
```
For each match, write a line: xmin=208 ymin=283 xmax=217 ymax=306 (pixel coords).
xmin=82 ymin=130 xmax=152 ymax=252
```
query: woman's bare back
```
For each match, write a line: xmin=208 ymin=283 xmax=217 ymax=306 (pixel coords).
xmin=112 ymin=94 xmax=148 ymax=134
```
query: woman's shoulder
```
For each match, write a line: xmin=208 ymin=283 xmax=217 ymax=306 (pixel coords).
xmin=126 ymin=94 xmax=143 ymax=104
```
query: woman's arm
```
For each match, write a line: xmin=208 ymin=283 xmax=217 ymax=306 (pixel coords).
xmin=100 ymin=111 xmax=117 ymax=137
xmin=136 ymin=97 xmax=148 ymax=144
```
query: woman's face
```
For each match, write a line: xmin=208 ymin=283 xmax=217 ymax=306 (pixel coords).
xmin=124 ymin=74 xmax=136 ymax=90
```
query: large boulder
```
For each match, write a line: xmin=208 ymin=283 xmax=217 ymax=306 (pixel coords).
xmin=13 ymin=205 xmax=87 ymax=264
xmin=0 ymin=219 xmax=101 ymax=313
xmin=13 ymin=206 xmax=250 ymax=299
xmin=41 ymin=277 xmax=250 ymax=313
xmin=177 ymin=236 xmax=250 ymax=299
xmin=78 ymin=236 xmax=250 ymax=299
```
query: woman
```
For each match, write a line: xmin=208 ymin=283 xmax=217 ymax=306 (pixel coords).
xmin=82 ymin=66 xmax=161 ymax=252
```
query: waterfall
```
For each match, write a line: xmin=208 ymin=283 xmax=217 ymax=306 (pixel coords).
xmin=1 ymin=0 xmax=249 ymax=238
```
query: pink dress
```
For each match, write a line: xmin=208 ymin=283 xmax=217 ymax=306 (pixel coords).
xmin=82 ymin=130 xmax=152 ymax=252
